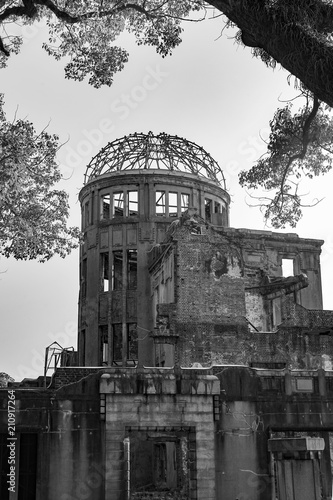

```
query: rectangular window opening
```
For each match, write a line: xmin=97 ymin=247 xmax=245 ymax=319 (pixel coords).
xmin=221 ymin=204 xmax=227 ymax=225
xmin=127 ymin=250 xmax=137 ymax=290
xmin=205 ymin=198 xmax=212 ymax=222
xmin=168 ymin=192 xmax=178 ymax=217
xmin=154 ymin=443 xmax=167 ymax=485
xmin=101 ymin=253 xmax=109 ymax=292
xmin=112 ymin=324 xmax=122 ymax=362
xmin=84 ymin=201 xmax=90 ymax=227
xmin=282 ymin=258 xmax=294 ymax=277
xmin=156 ymin=191 xmax=166 ymax=216
xmin=272 ymin=296 xmax=282 ymax=327
xmin=214 ymin=202 xmax=221 ymax=213
xmin=181 ymin=193 xmax=189 ymax=213
xmin=112 ymin=251 xmax=123 ymax=290
xmin=100 ymin=325 xmax=109 ymax=365
xmin=81 ymin=258 xmax=87 ymax=299
xmin=128 ymin=323 xmax=138 ymax=361
xmin=101 ymin=194 xmax=111 ymax=220
xmin=128 ymin=191 xmax=138 ymax=216
xmin=113 ymin=192 xmax=124 ymax=217
xmin=129 ymin=433 xmax=191 ymax=495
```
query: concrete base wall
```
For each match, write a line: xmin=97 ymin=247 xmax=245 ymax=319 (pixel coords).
xmin=100 ymin=368 xmax=220 ymax=500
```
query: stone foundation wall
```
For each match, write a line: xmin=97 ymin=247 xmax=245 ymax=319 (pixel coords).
xmin=100 ymin=368 xmax=219 ymax=500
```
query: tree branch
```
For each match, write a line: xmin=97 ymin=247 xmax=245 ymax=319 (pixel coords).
xmin=278 ymin=96 xmax=320 ymax=199
xmin=208 ymin=0 xmax=333 ymax=107
xmin=0 ymin=35 xmax=9 ymax=55
xmin=34 ymin=0 xmax=156 ymax=23
xmin=0 ymin=5 xmax=28 ymax=22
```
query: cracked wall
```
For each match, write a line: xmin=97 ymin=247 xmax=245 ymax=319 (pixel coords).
xmin=150 ymin=220 xmax=333 ymax=370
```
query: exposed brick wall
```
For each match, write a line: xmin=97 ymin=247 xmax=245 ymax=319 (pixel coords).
xmin=282 ymin=297 xmax=333 ymax=329
xmin=175 ymin=321 xmax=249 ymax=367
xmin=173 ymin=238 xmax=247 ymax=366
xmin=174 ymin=325 xmax=333 ymax=369
xmin=150 ymin=222 xmax=333 ymax=370
xmin=53 ymin=367 xmax=103 ymax=390
xmin=249 ymin=330 xmax=333 ymax=369
xmin=245 ymin=291 xmax=266 ymax=331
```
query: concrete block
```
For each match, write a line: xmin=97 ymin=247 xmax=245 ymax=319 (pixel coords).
xmin=105 ymin=452 xmax=124 ymax=463
xmin=197 ymin=484 xmax=216 ymax=499
xmin=185 ymin=414 xmax=213 ymax=424
xmin=197 ymin=467 xmax=215 ymax=480
xmin=196 ymin=449 xmax=215 ymax=460
xmin=105 ymin=431 xmax=126 ymax=441
xmin=103 ymin=468 xmax=123 ymax=481
xmin=105 ymin=441 xmax=123 ymax=451
xmin=162 ymin=378 xmax=177 ymax=394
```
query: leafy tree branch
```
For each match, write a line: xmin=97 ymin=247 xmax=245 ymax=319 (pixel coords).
xmin=239 ymin=93 xmax=333 ymax=228
xmin=0 ymin=1 xmax=205 ymax=85
xmin=0 ymin=1 xmax=332 ymax=105
xmin=276 ymin=94 xmax=320 ymax=197
xmin=2 ymin=1 xmax=333 ymax=229
xmin=209 ymin=0 xmax=333 ymax=107
xmin=0 ymin=94 xmax=81 ymax=262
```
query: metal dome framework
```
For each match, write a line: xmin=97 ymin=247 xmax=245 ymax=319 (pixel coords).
xmin=84 ymin=132 xmax=226 ymax=188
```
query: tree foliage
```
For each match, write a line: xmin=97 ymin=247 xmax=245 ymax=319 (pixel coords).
xmin=239 ymin=94 xmax=333 ymax=227
xmin=1 ymin=1 xmax=333 ymax=228
xmin=0 ymin=95 xmax=80 ymax=262
xmin=211 ymin=0 xmax=333 ymax=109
xmin=0 ymin=372 xmax=14 ymax=388
xmin=0 ymin=0 xmax=204 ymax=87
xmin=1 ymin=1 xmax=333 ymax=105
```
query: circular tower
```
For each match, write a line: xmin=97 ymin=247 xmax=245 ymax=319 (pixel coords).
xmin=78 ymin=132 xmax=229 ymax=367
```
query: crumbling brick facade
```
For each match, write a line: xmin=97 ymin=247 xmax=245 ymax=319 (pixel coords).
xmin=150 ymin=212 xmax=333 ymax=370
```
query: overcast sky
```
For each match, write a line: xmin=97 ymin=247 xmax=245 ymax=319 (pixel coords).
xmin=1 ymin=13 xmax=333 ymax=380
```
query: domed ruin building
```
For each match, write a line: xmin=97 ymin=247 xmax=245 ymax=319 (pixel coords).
xmin=1 ymin=133 xmax=333 ymax=500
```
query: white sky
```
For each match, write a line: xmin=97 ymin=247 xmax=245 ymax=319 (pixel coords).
xmin=1 ymin=14 xmax=333 ymax=380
